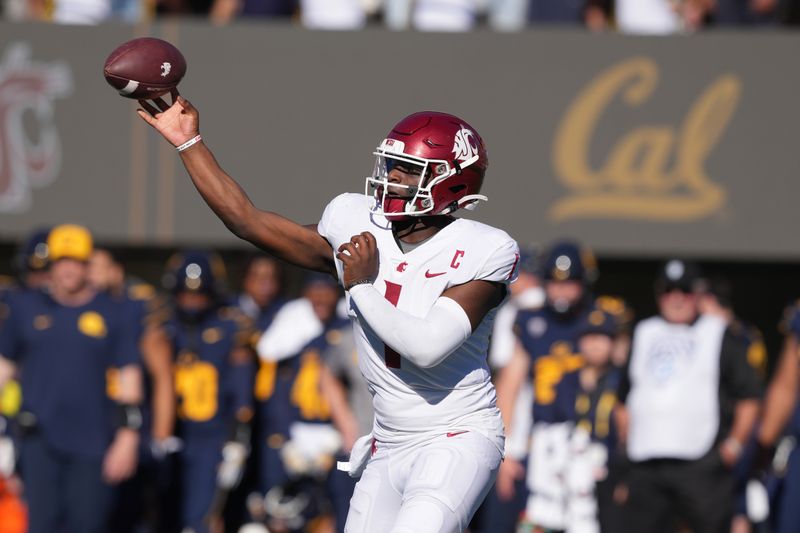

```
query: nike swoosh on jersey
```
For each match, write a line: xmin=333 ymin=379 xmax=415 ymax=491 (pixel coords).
xmin=425 ymin=270 xmax=446 ymax=278
xmin=446 ymin=431 xmax=469 ymax=438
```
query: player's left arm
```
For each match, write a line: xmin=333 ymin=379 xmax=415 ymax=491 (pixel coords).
xmin=440 ymin=280 xmax=508 ymax=331
xmin=103 ymin=303 xmax=146 ymax=485
xmin=103 ymin=362 xmax=143 ymax=484
xmin=141 ymin=326 xmax=176 ymax=443
xmin=719 ymin=329 xmax=762 ymax=467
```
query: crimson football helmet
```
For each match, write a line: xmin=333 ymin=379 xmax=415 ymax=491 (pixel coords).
xmin=366 ymin=111 xmax=489 ymax=219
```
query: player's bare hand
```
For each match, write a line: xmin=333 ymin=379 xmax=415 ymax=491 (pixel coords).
xmin=337 ymin=232 xmax=379 ymax=290
xmin=496 ymin=456 xmax=525 ymax=501
xmin=103 ymin=428 xmax=140 ymax=484
xmin=136 ymin=91 xmax=200 ymax=148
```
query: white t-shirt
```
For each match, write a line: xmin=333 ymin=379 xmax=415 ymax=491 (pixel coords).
xmin=318 ymin=192 xmax=519 ymax=450
xmin=627 ymin=314 xmax=726 ymax=461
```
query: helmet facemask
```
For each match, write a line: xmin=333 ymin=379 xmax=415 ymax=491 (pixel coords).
xmin=366 ymin=139 xmax=485 ymax=220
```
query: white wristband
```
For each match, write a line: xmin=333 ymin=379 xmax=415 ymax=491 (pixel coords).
xmin=176 ymin=134 xmax=202 ymax=152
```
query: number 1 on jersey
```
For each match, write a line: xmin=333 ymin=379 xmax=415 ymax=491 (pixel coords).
xmin=383 ymin=281 xmax=402 ymax=368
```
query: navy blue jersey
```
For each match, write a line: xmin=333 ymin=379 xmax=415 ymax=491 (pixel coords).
xmin=0 ymin=289 xmax=139 ymax=458
xmin=553 ymin=368 xmax=621 ymax=451
xmin=166 ymin=306 xmax=254 ymax=440
xmin=256 ymin=316 xmax=349 ymax=437
xmin=515 ymin=295 xmax=629 ymax=423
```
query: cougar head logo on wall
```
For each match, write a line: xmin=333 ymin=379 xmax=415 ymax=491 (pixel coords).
xmin=0 ymin=43 xmax=73 ymax=212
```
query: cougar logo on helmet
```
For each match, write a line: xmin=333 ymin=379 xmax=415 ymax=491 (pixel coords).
xmin=452 ymin=127 xmax=479 ymax=162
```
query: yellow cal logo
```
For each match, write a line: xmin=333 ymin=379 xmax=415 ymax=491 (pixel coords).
xmin=550 ymin=57 xmax=741 ymax=222
xmin=78 ymin=311 xmax=107 ymax=338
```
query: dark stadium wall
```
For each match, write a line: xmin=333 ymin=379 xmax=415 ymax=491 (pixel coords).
xmin=0 ymin=23 xmax=800 ymax=260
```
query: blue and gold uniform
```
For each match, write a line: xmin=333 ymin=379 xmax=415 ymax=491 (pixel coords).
xmin=515 ymin=298 xmax=629 ymax=424
xmin=553 ymin=368 xmax=621 ymax=452
xmin=0 ymin=288 xmax=138 ymax=456
xmin=254 ymin=273 xmax=349 ymax=532
xmin=163 ymin=251 xmax=256 ymax=533
xmin=169 ymin=306 xmax=254 ymax=441
xmin=0 ymin=287 xmax=139 ymax=533
xmin=509 ymin=241 xmax=630 ymax=532
xmin=254 ymin=309 xmax=348 ymax=494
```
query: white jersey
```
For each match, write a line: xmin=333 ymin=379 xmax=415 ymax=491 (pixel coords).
xmin=318 ymin=193 xmax=520 ymax=451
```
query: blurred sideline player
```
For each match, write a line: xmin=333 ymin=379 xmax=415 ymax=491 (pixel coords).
xmin=550 ymin=310 xmax=623 ymax=533
xmin=233 ymin=252 xmax=286 ymax=331
xmin=754 ymin=300 xmax=800 ymax=533
xmin=252 ymin=274 xmax=349 ymax=533
xmin=0 ymin=224 xmax=143 ymax=533
xmin=231 ymin=252 xmax=287 ymax=529
xmin=163 ymin=250 xmax=256 ymax=533
xmin=88 ymin=246 xmax=177 ymax=532
xmin=494 ymin=240 xmax=631 ymax=532
xmin=0 ymin=233 xmax=43 ymax=533
xmin=0 ymin=228 xmax=54 ymax=464
xmin=137 ymin=94 xmax=519 ymax=532
xmin=89 ymin=247 xmax=176 ymax=452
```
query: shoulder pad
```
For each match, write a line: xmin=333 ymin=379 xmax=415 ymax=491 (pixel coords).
xmin=594 ymin=295 xmax=627 ymax=316
xmin=595 ymin=295 xmax=634 ymax=330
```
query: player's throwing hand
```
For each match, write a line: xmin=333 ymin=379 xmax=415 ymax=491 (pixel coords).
xmin=137 ymin=91 xmax=200 ymax=149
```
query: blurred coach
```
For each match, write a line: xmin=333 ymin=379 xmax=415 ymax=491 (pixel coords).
xmin=0 ymin=224 xmax=143 ymax=533
xmin=617 ymin=260 xmax=761 ymax=533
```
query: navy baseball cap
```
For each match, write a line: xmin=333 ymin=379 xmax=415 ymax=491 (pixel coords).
xmin=577 ymin=309 xmax=616 ymax=338
xmin=655 ymin=259 xmax=705 ymax=294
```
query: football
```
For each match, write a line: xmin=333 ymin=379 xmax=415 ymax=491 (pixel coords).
xmin=103 ymin=37 xmax=186 ymax=99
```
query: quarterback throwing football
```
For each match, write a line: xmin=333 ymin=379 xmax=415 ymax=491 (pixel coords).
xmin=138 ymin=94 xmax=519 ymax=533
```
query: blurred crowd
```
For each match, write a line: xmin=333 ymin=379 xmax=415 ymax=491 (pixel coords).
xmin=3 ymin=0 xmax=800 ymax=32
xmin=0 ymin=224 xmax=798 ymax=533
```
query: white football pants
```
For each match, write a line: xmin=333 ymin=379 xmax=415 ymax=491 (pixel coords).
xmin=344 ymin=431 xmax=502 ymax=533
